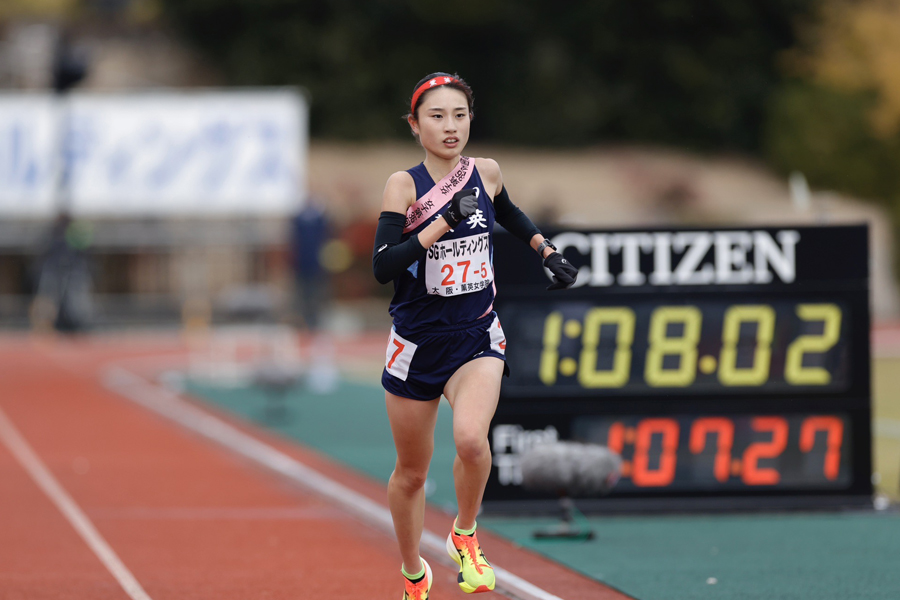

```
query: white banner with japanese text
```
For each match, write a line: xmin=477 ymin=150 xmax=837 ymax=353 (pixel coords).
xmin=0 ymin=89 xmax=307 ymax=216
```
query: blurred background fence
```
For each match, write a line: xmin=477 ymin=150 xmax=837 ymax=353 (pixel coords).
xmin=1 ymin=0 xmax=900 ymax=330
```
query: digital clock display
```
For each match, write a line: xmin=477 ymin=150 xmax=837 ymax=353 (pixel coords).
xmin=503 ymin=299 xmax=850 ymax=396
xmin=484 ymin=225 xmax=872 ymax=509
xmin=572 ymin=413 xmax=850 ymax=490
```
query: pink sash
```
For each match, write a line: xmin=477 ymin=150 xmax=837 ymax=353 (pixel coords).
xmin=403 ymin=156 xmax=475 ymax=233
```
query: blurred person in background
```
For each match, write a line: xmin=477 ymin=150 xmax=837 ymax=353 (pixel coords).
xmin=372 ymin=73 xmax=578 ymax=599
xmin=289 ymin=195 xmax=340 ymax=393
xmin=30 ymin=212 xmax=94 ymax=334
xmin=290 ymin=195 xmax=331 ymax=333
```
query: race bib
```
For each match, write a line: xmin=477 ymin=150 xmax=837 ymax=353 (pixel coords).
xmin=425 ymin=233 xmax=494 ymax=297
xmin=385 ymin=328 xmax=417 ymax=381
xmin=489 ymin=314 xmax=507 ymax=354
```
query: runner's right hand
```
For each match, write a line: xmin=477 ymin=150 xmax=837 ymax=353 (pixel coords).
xmin=544 ymin=253 xmax=578 ymax=290
xmin=443 ymin=188 xmax=479 ymax=228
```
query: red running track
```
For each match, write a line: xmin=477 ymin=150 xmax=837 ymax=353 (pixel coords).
xmin=0 ymin=334 xmax=630 ymax=600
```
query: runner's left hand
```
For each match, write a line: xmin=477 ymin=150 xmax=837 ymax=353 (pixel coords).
xmin=443 ymin=188 xmax=479 ymax=228
xmin=544 ymin=253 xmax=578 ymax=290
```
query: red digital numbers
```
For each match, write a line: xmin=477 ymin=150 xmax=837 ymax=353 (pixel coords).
xmin=800 ymin=416 xmax=844 ymax=481
xmin=689 ymin=417 xmax=734 ymax=482
xmin=606 ymin=421 xmax=625 ymax=455
xmin=742 ymin=417 xmax=789 ymax=485
xmin=631 ymin=418 xmax=679 ymax=487
xmin=605 ymin=414 xmax=844 ymax=488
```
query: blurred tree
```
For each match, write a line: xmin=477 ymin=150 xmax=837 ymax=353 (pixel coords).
xmin=765 ymin=0 xmax=900 ymax=205
xmin=764 ymin=0 xmax=900 ymax=278
xmin=765 ymin=84 xmax=900 ymax=201
xmin=791 ymin=0 xmax=900 ymax=139
xmin=157 ymin=0 xmax=813 ymax=150
xmin=0 ymin=0 xmax=79 ymax=20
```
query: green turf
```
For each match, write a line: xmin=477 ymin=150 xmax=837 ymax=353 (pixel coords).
xmin=481 ymin=512 xmax=900 ymax=600
xmin=186 ymin=374 xmax=900 ymax=600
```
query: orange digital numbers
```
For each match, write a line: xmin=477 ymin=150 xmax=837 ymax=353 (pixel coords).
xmin=799 ymin=416 xmax=844 ymax=480
xmin=606 ymin=421 xmax=625 ymax=455
xmin=689 ymin=417 xmax=734 ymax=482
xmin=598 ymin=414 xmax=846 ymax=490
xmin=742 ymin=416 xmax=789 ymax=485
xmin=632 ymin=418 xmax=679 ymax=487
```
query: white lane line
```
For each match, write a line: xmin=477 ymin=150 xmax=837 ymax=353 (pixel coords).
xmin=0 ymin=406 xmax=153 ymax=600
xmin=103 ymin=365 xmax=566 ymax=600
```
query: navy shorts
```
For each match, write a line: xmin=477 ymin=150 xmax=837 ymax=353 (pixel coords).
xmin=382 ymin=312 xmax=508 ymax=401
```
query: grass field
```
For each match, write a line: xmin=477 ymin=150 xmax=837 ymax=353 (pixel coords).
xmin=873 ymin=356 xmax=900 ymax=501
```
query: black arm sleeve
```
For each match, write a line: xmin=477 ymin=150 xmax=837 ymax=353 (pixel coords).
xmin=494 ymin=186 xmax=541 ymax=245
xmin=372 ymin=211 xmax=428 ymax=284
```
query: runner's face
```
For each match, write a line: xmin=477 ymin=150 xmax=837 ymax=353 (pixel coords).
xmin=410 ymin=87 xmax=471 ymax=159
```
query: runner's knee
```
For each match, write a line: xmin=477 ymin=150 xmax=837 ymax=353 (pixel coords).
xmin=454 ymin=431 xmax=489 ymax=464
xmin=392 ymin=465 xmax=429 ymax=494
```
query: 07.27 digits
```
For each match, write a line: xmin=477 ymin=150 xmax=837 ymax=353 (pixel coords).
xmin=571 ymin=413 xmax=849 ymax=490
xmin=536 ymin=301 xmax=846 ymax=392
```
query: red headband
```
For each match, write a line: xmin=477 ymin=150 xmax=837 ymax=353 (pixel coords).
xmin=410 ymin=76 xmax=460 ymax=115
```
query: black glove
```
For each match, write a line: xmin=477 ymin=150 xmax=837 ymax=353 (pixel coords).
xmin=442 ymin=188 xmax=479 ymax=228
xmin=544 ymin=252 xmax=578 ymax=290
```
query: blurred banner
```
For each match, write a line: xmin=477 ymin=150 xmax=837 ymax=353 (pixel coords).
xmin=0 ymin=89 xmax=307 ymax=217
xmin=0 ymin=94 xmax=58 ymax=216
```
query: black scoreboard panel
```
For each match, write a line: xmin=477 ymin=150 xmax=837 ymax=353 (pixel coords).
xmin=485 ymin=225 xmax=872 ymax=511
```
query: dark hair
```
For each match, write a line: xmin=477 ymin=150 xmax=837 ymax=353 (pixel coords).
xmin=406 ymin=72 xmax=475 ymax=120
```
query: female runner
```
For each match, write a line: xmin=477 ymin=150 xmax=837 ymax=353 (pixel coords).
xmin=372 ymin=72 xmax=577 ymax=599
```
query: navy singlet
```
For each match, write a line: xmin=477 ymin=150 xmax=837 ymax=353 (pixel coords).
xmin=388 ymin=159 xmax=496 ymax=337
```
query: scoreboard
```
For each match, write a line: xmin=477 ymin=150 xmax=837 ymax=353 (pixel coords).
xmin=484 ymin=225 xmax=872 ymax=511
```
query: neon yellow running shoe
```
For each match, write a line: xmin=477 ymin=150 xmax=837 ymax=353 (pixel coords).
xmin=402 ymin=558 xmax=432 ymax=600
xmin=446 ymin=520 xmax=495 ymax=593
